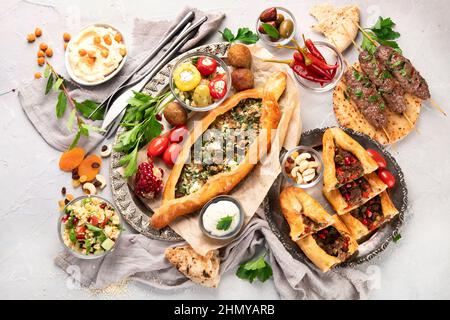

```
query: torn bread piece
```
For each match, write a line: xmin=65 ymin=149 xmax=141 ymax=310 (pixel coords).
xmin=279 ymin=186 xmax=334 ymax=241
xmin=165 ymin=245 xmax=220 ymax=288
xmin=310 ymin=3 xmax=360 ymax=53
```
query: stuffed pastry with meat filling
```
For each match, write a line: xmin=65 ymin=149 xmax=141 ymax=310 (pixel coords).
xmin=322 ymin=127 xmax=378 ymax=192
xmin=279 ymin=186 xmax=334 ymax=241
xmin=323 ymin=172 xmax=387 ymax=215
xmin=297 ymin=215 xmax=358 ymax=272
xmin=340 ymin=190 xmax=398 ymax=241
xmin=151 ymin=72 xmax=287 ymax=229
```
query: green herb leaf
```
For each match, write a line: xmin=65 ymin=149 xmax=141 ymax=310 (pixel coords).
xmin=85 ymin=239 xmax=91 ymax=255
xmin=353 ymin=70 xmax=363 ymax=81
xmin=262 ymin=23 xmax=279 ymax=39
xmin=393 ymin=233 xmax=402 ymax=243
xmin=75 ymin=100 xmax=105 ymax=121
xmin=43 ymin=64 xmax=51 ymax=78
xmin=123 ymin=141 xmax=140 ymax=178
xmin=45 ymin=73 xmax=54 ymax=95
xmin=81 ymin=123 xmax=105 ymax=134
xmin=362 ymin=17 xmax=402 ymax=54
xmin=55 ymin=91 xmax=67 ymax=118
xmin=68 ymin=129 xmax=82 ymax=149
xmin=69 ymin=228 xmax=77 ymax=243
xmin=219 ymin=27 xmax=235 ymax=42
xmin=368 ymin=95 xmax=379 ymax=103
xmin=66 ymin=109 xmax=77 ymax=131
xmin=80 ymin=124 xmax=89 ymax=137
xmin=379 ymin=102 xmax=386 ymax=111
xmin=86 ymin=223 xmax=102 ymax=232
xmin=53 ymin=78 xmax=64 ymax=92
xmin=235 ymin=27 xmax=259 ymax=44
xmin=236 ymin=253 xmax=273 ymax=283
xmin=355 ymin=89 xmax=363 ymax=98
xmin=216 ymin=215 xmax=233 ymax=231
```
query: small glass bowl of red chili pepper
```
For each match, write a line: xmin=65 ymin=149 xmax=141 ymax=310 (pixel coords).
xmin=170 ymin=52 xmax=231 ymax=112
xmin=256 ymin=7 xmax=297 ymax=47
xmin=292 ymin=41 xmax=344 ymax=92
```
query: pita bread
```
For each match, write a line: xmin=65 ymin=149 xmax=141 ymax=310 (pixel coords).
xmin=333 ymin=63 xmax=422 ymax=145
xmin=310 ymin=4 xmax=360 ymax=53
xmin=165 ymin=246 xmax=220 ymax=288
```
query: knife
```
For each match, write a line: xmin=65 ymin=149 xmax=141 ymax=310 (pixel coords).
xmin=101 ymin=17 xmax=207 ymax=130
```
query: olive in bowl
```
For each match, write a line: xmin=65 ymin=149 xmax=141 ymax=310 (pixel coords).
xmin=256 ymin=7 xmax=296 ymax=47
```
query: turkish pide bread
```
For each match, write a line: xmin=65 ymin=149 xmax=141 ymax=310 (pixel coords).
xmin=340 ymin=190 xmax=398 ymax=241
xmin=323 ymin=172 xmax=387 ymax=215
xmin=310 ymin=3 xmax=360 ymax=53
xmin=333 ymin=63 xmax=422 ymax=145
xmin=297 ymin=215 xmax=358 ymax=272
xmin=279 ymin=186 xmax=333 ymax=241
xmin=322 ymin=127 xmax=378 ymax=192
xmin=151 ymin=72 xmax=287 ymax=229
xmin=165 ymin=245 xmax=220 ymax=288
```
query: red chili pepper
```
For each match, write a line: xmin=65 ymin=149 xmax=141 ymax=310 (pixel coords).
xmin=305 ymin=39 xmax=327 ymax=63
xmin=306 ymin=63 xmax=332 ymax=80
xmin=208 ymin=74 xmax=227 ymax=99
xmin=292 ymin=63 xmax=328 ymax=84
xmin=293 ymin=51 xmax=304 ymax=64
xmin=196 ymin=56 xmax=218 ymax=76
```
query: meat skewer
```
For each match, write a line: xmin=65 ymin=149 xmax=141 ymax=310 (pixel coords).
xmin=356 ymin=23 xmax=446 ymax=116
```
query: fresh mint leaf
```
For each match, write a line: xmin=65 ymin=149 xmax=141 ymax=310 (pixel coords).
xmin=75 ymin=100 xmax=105 ymax=121
xmin=219 ymin=27 xmax=235 ymax=42
xmin=55 ymin=91 xmax=67 ymax=118
xmin=216 ymin=215 xmax=233 ymax=231
xmin=262 ymin=23 xmax=279 ymax=39
xmin=45 ymin=73 xmax=54 ymax=95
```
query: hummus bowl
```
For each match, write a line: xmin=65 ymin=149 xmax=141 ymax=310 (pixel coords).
xmin=65 ymin=23 xmax=127 ymax=86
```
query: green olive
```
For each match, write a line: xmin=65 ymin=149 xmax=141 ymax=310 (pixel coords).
xmin=279 ymin=19 xmax=294 ymax=38
xmin=192 ymin=84 xmax=212 ymax=107
xmin=275 ymin=13 xmax=285 ymax=27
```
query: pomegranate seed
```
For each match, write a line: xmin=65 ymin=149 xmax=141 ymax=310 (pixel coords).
xmin=155 ymin=114 xmax=162 ymax=121
xmin=100 ymin=203 xmax=107 ymax=209
xmin=344 ymin=156 xmax=351 ymax=165
xmin=362 ymin=219 xmax=368 ymax=225
xmin=366 ymin=209 xmax=373 ymax=217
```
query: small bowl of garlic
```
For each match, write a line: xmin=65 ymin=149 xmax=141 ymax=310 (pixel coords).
xmin=281 ymin=146 xmax=323 ymax=188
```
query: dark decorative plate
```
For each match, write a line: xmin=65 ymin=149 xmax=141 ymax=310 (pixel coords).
xmin=265 ymin=127 xmax=408 ymax=268
xmin=110 ymin=42 xmax=231 ymax=241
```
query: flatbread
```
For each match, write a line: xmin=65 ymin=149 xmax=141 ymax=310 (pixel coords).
xmin=165 ymin=246 xmax=220 ymax=288
xmin=310 ymin=4 xmax=360 ymax=53
xmin=333 ymin=63 xmax=422 ymax=145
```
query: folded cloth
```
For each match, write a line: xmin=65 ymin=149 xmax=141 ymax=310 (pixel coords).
xmin=55 ymin=207 xmax=373 ymax=299
xmin=17 ymin=4 xmax=225 ymax=151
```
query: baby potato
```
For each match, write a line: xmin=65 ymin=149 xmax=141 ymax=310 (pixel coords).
xmin=192 ymin=84 xmax=212 ymax=107
xmin=227 ymin=44 xmax=252 ymax=68
xmin=231 ymin=68 xmax=254 ymax=91
xmin=163 ymin=101 xmax=188 ymax=126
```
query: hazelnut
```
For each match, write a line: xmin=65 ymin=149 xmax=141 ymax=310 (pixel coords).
xmin=35 ymin=27 xmax=42 ymax=37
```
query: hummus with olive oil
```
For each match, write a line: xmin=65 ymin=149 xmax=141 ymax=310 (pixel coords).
xmin=68 ymin=26 xmax=126 ymax=83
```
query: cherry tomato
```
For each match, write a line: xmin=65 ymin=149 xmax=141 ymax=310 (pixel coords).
xmin=147 ymin=135 xmax=170 ymax=158
xmin=76 ymin=226 xmax=86 ymax=239
xmin=196 ymin=56 xmax=218 ymax=76
xmin=169 ymin=125 xmax=189 ymax=143
xmin=366 ymin=148 xmax=387 ymax=168
xmin=377 ymin=168 xmax=396 ymax=188
xmin=208 ymin=74 xmax=228 ymax=100
xmin=163 ymin=143 xmax=182 ymax=167
xmin=89 ymin=216 xmax=99 ymax=226
xmin=101 ymin=217 xmax=109 ymax=228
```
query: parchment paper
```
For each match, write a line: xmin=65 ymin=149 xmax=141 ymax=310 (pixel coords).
xmin=130 ymin=44 xmax=302 ymax=255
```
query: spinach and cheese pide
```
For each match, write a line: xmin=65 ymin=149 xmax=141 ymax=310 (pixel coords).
xmin=175 ymin=98 xmax=262 ymax=198
xmin=151 ymin=72 xmax=287 ymax=229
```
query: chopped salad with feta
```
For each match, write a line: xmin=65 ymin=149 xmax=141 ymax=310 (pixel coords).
xmin=61 ymin=197 xmax=121 ymax=256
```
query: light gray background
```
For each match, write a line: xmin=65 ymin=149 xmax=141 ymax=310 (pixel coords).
xmin=1 ymin=0 xmax=449 ymax=299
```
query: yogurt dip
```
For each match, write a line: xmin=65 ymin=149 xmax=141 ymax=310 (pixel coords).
xmin=202 ymin=200 xmax=241 ymax=237
xmin=68 ymin=25 xmax=126 ymax=83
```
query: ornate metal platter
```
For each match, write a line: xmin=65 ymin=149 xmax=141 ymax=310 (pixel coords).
xmin=265 ymin=127 xmax=408 ymax=268
xmin=110 ymin=42 xmax=230 ymax=241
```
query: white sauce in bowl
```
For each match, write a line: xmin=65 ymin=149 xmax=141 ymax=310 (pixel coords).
xmin=202 ymin=200 xmax=241 ymax=237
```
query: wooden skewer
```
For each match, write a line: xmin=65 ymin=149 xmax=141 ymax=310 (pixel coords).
xmin=356 ymin=22 xmax=446 ymax=117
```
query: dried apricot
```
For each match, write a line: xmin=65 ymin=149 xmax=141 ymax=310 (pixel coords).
xmin=101 ymin=49 xmax=109 ymax=58
xmin=27 ymin=33 xmax=36 ymax=42
xmin=87 ymin=50 xmax=96 ymax=58
xmin=59 ymin=147 xmax=86 ymax=172
xmin=37 ymin=50 xmax=45 ymax=58
xmin=35 ymin=27 xmax=42 ymax=37
xmin=63 ymin=32 xmax=71 ymax=42
xmin=93 ymin=36 xmax=101 ymax=44
xmin=39 ymin=42 xmax=48 ymax=51
xmin=45 ymin=48 xmax=53 ymax=57
xmin=114 ymin=33 xmax=122 ymax=42
xmin=77 ymin=154 xmax=102 ymax=181
xmin=34 ymin=72 xmax=42 ymax=79
xmin=37 ymin=57 xmax=45 ymax=66
xmin=119 ymin=47 xmax=127 ymax=56
xmin=78 ymin=48 xmax=87 ymax=56
xmin=103 ymin=34 xmax=112 ymax=45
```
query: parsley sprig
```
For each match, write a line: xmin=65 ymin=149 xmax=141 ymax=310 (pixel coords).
xmin=216 ymin=215 xmax=233 ymax=231
xmin=219 ymin=27 xmax=259 ymax=44
xmin=362 ymin=17 xmax=402 ymax=55
xmin=236 ymin=252 xmax=273 ymax=283
xmin=43 ymin=63 xmax=105 ymax=149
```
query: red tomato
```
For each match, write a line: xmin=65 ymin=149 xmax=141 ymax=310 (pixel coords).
xmin=169 ymin=125 xmax=189 ymax=143
xmin=196 ymin=56 xmax=218 ymax=76
xmin=76 ymin=226 xmax=86 ymax=239
xmin=147 ymin=135 xmax=170 ymax=158
xmin=208 ymin=74 xmax=228 ymax=99
xmin=101 ymin=217 xmax=109 ymax=228
xmin=90 ymin=216 xmax=99 ymax=226
xmin=163 ymin=143 xmax=182 ymax=167
xmin=377 ymin=168 xmax=396 ymax=188
xmin=366 ymin=148 xmax=387 ymax=168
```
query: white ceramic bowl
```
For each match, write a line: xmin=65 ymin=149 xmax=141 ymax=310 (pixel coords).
xmin=65 ymin=23 xmax=127 ymax=86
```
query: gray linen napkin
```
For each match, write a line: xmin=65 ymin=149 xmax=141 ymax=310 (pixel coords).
xmin=18 ymin=5 xmax=225 ymax=151
xmin=55 ymin=208 xmax=373 ymax=299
